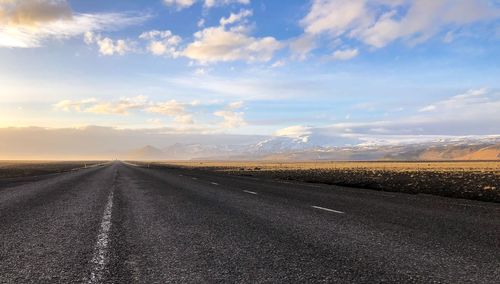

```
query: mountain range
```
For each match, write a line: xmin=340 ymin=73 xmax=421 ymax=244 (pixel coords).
xmin=122 ymin=135 xmax=500 ymax=161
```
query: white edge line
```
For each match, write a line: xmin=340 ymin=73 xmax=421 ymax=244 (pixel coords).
xmin=312 ymin=205 xmax=345 ymax=214
xmin=243 ymin=190 xmax=258 ymax=195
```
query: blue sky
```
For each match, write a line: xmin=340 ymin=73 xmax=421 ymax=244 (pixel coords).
xmin=0 ymin=0 xmax=499 ymax=145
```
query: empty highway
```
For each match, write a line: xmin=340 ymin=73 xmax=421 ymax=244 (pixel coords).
xmin=0 ymin=162 xmax=499 ymax=283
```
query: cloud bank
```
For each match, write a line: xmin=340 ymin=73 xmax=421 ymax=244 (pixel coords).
xmin=296 ymin=0 xmax=500 ymax=58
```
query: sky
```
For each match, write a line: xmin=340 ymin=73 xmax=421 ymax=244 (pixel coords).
xmin=0 ymin=0 xmax=499 ymax=151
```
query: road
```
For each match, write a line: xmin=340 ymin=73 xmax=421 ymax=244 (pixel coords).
xmin=0 ymin=161 xmax=499 ymax=283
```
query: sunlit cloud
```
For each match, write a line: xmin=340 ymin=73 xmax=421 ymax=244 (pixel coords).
xmin=0 ymin=0 xmax=149 ymax=48
xmin=54 ymin=96 xmax=250 ymax=128
xmin=139 ymin=30 xmax=182 ymax=57
xmin=84 ymin=31 xmax=135 ymax=56
xmin=81 ymin=9 xmax=282 ymax=63
xmin=182 ymin=10 xmax=282 ymax=63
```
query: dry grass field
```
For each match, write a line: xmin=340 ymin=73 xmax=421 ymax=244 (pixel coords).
xmin=160 ymin=161 xmax=500 ymax=173
xmin=154 ymin=161 xmax=500 ymax=202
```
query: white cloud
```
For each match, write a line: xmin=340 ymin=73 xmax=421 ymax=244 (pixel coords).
xmin=139 ymin=30 xmax=182 ymax=57
xmin=271 ymin=60 xmax=286 ymax=68
xmin=81 ymin=11 xmax=282 ymax=63
xmin=163 ymin=0 xmax=196 ymax=9
xmin=147 ymin=100 xmax=195 ymax=124
xmin=163 ymin=0 xmax=250 ymax=10
xmin=214 ymin=101 xmax=246 ymax=128
xmin=194 ymin=68 xmax=208 ymax=75
xmin=418 ymin=88 xmax=490 ymax=113
xmin=227 ymin=100 xmax=244 ymax=110
xmin=84 ymin=32 xmax=134 ymax=56
xmin=205 ymin=0 xmax=250 ymax=8
xmin=301 ymin=0 xmax=369 ymax=36
xmin=214 ymin=110 xmax=246 ymax=128
xmin=418 ymin=105 xmax=436 ymax=112
xmin=289 ymin=34 xmax=317 ymax=60
xmin=83 ymin=29 xmax=182 ymax=57
xmin=197 ymin=18 xmax=205 ymax=28
xmin=220 ymin=9 xmax=252 ymax=26
xmin=146 ymin=100 xmax=185 ymax=116
xmin=0 ymin=0 xmax=148 ymax=48
xmin=331 ymin=48 xmax=359 ymax=60
xmin=443 ymin=31 xmax=454 ymax=43
xmin=174 ymin=114 xmax=194 ymax=124
xmin=275 ymin=125 xmax=312 ymax=138
xmin=183 ymin=22 xmax=282 ymax=63
xmin=299 ymin=0 xmax=500 ymax=54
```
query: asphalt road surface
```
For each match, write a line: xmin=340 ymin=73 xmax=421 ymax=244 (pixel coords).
xmin=0 ymin=162 xmax=499 ymax=283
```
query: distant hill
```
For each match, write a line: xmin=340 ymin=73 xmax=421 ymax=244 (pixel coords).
xmin=123 ymin=145 xmax=164 ymax=160
xmin=460 ymin=144 xmax=500 ymax=160
xmin=386 ymin=143 xmax=500 ymax=161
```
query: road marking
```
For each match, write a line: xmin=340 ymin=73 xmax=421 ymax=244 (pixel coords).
xmin=211 ymin=182 xmax=219 ymax=186
xmin=88 ymin=187 xmax=115 ymax=283
xmin=312 ymin=205 xmax=345 ymax=214
xmin=243 ymin=190 xmax=258 ymax=195
xmin=178 ymin=174 xmax=183 ymax=177
xmin=192 ymin=177 xmax=198 ymax=180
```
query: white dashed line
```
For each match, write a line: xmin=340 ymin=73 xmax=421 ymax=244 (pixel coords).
xmin=211 ymin=182 xmax=219 ymax=186
xmin=243 ymin=190 xmax=258 ymax=195
xmin=312 ymin=205 xmax=345 ymax=214
xmin=192 ymin=177 xmax=198 ymax=180
xmin=88 ymin=185 xmax=115 ymax=283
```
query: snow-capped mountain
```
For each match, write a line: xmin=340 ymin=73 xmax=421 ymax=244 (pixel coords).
xmin=123 ymin=135 xmax=500 ymax=161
